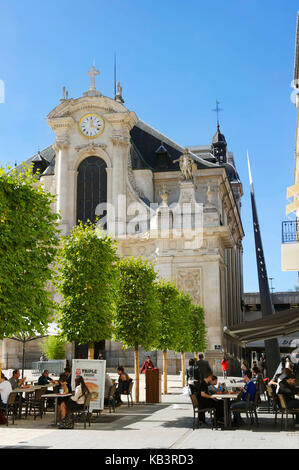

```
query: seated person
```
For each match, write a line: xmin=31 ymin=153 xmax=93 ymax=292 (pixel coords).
xmin=231 ymin=370 xmax=257 ymax=426
xmin=64 ymin=367 xmax=72 ymax=393
xmin=115 ymin=366 xmax=132 ymax=405
xmin=104 ymin=372 xmax=113 ymax=406
xmin=197 ymin=371 xmax=224 ymax=425
xmin=278 ymin=373 xmax=299 ymax=425
xmin=208 ymin=376 xmax=218 ymax=395
xmin=0 ymin=373 xmax=12 ymax=407
xmin=9 ymin=369 xmax=26 ymax=389
xmin=66 ymin=376 xmax=89 ymax=414
xmin=56 ymin=373 xmax=71 ymax=424
xmin=38 ymin=369 xmax=55 ymax=385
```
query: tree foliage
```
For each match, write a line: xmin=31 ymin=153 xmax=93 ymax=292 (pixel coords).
xmin=0 ymin=165 xmax=60 ymax=338
xmin=190 ymin=305 xmax=207 ymax=353
xmin=39 ymin=335 xmax=66 ymax=360
xmin=114 ymin=257 xmax=160 ymax=350
xmin=154 ymin=280 xmax=182 ymax=351
xmin=56 ymin=222 xmax=119 ymax=345
xmin=174 ymin=292 xmax=193 ymax=353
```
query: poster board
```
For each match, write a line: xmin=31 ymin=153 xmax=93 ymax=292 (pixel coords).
xmin=72 ymin=359 xmax=106 ymax=411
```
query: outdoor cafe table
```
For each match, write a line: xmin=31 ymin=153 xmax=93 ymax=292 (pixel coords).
xmin=211 ymin=393 xmax=239 ymax=429
xmin=41 ymin=393 xmax=72 ymax=426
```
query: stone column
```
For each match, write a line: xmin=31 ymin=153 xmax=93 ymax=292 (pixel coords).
xmin=53 ymin=139 xmax=71 ymax=235
xmin=111 ymin=135 xmax=130 ymax=236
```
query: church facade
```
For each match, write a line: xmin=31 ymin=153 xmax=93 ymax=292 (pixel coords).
xmin=5 ymin=68 xmax=245 ymax=374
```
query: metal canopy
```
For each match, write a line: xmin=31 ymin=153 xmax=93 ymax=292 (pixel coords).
xmin=224 ymin=308 xmax=299 ymax=345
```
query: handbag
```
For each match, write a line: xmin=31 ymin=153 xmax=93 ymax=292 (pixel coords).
xmin=58 ymin=414 xmax=74 ymax=429
xmin=0 ymin=409 xmax=7 ymax=425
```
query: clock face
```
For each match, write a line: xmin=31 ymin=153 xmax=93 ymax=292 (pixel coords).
xmin=79 ymin=113 xmax=105 ymax=138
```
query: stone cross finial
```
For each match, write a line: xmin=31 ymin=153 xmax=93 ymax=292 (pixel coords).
xmin=87 ymin=65 xmax=99 ymax=91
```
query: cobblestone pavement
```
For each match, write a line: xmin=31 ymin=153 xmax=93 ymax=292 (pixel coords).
xmin=0 ymin=376 xmax=298 ymax=449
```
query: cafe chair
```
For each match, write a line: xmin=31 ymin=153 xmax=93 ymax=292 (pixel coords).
xmin=121 ymin=380 xmax=134 ymax=407
xmin=72 ymin=393 xmax=92 ymax=429
xmin=230 ymin=394 xmax=253 ymax=429
xmin=248 ymin=392 xmax=260 ymax=427
xmin=278 ymin=394 xmax=299 ymax=431
xmin=0 ymin=392 xmax=18 ymax=426
xmin=189 ymin=394 xmax=216 ymax=430
xmin=27 ymin=387 xmax=47 ymax=420
xmin=266 ymin=385 xmax=281 ymax=424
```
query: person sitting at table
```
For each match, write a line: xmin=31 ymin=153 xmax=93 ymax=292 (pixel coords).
xmin=56 ymin=373 xmax=71 ymax=423
xmin=231 ymin=370 xmax=257 ymax=426
xmin=208 ymin=375 xmax=218 ymax=395
xmin=9 ymin=369 xmax=26 ymax=390
xmin=186 ymin=358 xmax=197 ymax=394
xmin=115 ymin=366 xmax=132 ymax=405
xmin=278 ymin=373 xmax=299 ymax=424
xmin=64 ymin=367 xmax=72 ymax=393
xmin=197 ymin=371 xmax=224 ymax=426
xmin=38 ymin=370 xmax=55 ymax=385
xmin=0 ymin=373 xmax=12 ymax=407
xmin=66 ymin=376 xmax=89 ymax=414
xmin=104 ymin=372 xmax=113 ymax=406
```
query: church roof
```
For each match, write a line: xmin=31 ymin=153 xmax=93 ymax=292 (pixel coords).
xmin=212 ymin=124 xmax=227 ymax=144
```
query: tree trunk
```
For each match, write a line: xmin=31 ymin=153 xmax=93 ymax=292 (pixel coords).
xmin=181 ymin=352 xmax=185 ymax=387
xmin=163 ymin=350 xmax=168 ymax=395
xmin=194 ymin=352 xmax=199 ymax=361
xmin=134 ymin=345 xmax=139 ymax=403
xmin=22 ymin=339 xmax=26 ymax=378
xmin=88 ymin=342 xmax=94 ymax=360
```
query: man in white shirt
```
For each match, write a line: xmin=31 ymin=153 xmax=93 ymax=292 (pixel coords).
xmin=0 ymin=373 xmax=12 ymax=405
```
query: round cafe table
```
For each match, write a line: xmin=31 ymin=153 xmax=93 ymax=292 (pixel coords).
xmin=211 ymin=393 xmax=239 ymax=429
xmin=41 ymin=393 xmax=72 ymax=425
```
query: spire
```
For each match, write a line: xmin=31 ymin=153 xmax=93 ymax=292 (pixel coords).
xmin=211 ymin=122 xmax=227 ymax=163
xmin=247 ymin=150 xmax=281 ymax=378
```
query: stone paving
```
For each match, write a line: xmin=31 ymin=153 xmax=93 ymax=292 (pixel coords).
xmin=0 ymin=375 xmax=299 ymax=449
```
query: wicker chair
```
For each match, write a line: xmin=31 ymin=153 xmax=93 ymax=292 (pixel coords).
xmin=72 ymin=393 xmax=92 ymax=429
xmin=0 ymin=392 xmax=18 ymax=426
xmin=121 ymin=380 xmax=134 ymax=407
xmin=27 ymin=387 xmax=47 ymax=419
xmin=189 ymin=393 xmax=216 ymax=430
xmin=278 ymin=394 xmax=299 ymax=431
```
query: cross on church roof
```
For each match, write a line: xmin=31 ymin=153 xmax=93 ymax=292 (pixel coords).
xmin=212 ymin=100 xmax=223 ymax=126
xmin=87 ymin=65 xmax=99 ymax=91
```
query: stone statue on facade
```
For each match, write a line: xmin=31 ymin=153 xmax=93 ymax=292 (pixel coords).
xmin=174 ymin=148 xmax=194 ymax=181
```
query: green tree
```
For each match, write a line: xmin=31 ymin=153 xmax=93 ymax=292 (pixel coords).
xmin=154 ymin=280 xmax=182 ymax=395
xmin=56 ymin=221 xmax=119 ymax=358
xmin=174 ymin=292 xmax=193 ymax=387
xmin=190 ymin=305 xmax=207 ymax=358
xmin=40 ymin=335 xmax=66 ymax=360
xmin=114 ymin=257 xmax=160 ymax=403
xmin=0 ymin=164 xmax=60 ymax=375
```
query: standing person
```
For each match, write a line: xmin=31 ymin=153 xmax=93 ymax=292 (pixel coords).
xmin=195 ymin=354 xmax=212 ymax=383
xmin=231 ymin=370 xmax=257 ymax=426
xmin=9 ymin=369 xmax=26 ymax=390
xmin=186 ymin=358 xmax=196 ymax=393
xmin=64 ymin=367 xmax=72 ymax=393
xmin=221 ymin=356 xmax=229 ymax=379
xmin=140 ymin=356 xmax=155 ymax=374
xmin=241 ymin=360 xmax=248 ymax=378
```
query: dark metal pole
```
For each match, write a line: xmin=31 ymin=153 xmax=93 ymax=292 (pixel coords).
xmin=247 ymin=153 xmax=281 ymax=379
xmin=22 ymin=339 xmax=26 ymax=378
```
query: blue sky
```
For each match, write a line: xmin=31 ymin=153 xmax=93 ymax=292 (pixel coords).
xmin=0 ymin=0 xmax=298 ymax=293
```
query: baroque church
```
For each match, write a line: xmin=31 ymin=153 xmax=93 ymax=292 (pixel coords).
xmin=5 ymin=67 xmax=244 ymax=374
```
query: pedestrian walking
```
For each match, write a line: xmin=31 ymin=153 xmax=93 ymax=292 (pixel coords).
xmin=221 ymin=356 xmax=229 ymax=379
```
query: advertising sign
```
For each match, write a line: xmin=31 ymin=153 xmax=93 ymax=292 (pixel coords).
xmin=72 ymin=359 xmax=106 ymax=411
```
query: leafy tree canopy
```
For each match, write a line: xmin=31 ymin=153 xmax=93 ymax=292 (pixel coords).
xmin=154 ymin=280 xmax=182 ymax=351
xmin=0 ymin=165 xmax=60 ymax=338
xmin=39 ymin=335 xmax=66 ymax=360
xmin=174 ymin=292 xmax=193 ymax=353
xmin=114 ymin=256 xmax=160 ymax=350
xmin=56 ymin=221 xmax=119 ymax=345
xmin=190 ymin=304 xmax=207 ymax=353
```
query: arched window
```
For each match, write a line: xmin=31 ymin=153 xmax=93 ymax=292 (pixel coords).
xmin=77 ymin=156 xmax=107 ymax=224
